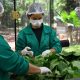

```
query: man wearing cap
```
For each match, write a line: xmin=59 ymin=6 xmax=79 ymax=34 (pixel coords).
xmin=0 ymin=2 xmax=52 ymax=80
xmin=16 ymin=3 xmax=62 ymax=57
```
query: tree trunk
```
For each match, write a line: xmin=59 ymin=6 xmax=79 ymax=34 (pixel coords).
xmin=78 ymin=29 xmax=80 ymax=43
xmin=76 ymin=28 xmax=78 ymax=43
xmin=77 ymin=28 xmax=80 ymax=44
xmin=67 ymin=26 xmax=73 ymax=44
xmin=50 ymin=0 xmax=54 ymax=27
xmin=33 ymin=0 xmax=35 ymax=3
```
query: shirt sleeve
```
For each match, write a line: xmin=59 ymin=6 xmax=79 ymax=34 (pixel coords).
xmin=0 ymin=36 xmax=29 ymax=75
xmin=49 ymin=28 xmax=62 ymax=53
xmin=16 ymin=31 xmax=27 ymax=53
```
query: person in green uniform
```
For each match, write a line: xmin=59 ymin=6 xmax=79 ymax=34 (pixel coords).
xmin=16 ymin=3 xmax=62 ymax=57
xmin=0 ymin=2 xmax=51 ymax=80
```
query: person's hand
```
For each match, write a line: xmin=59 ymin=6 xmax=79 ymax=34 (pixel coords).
xmin=21 ymin=47 xmax=33 ymax=57
xmin=42 ymin=50 xmax=51 ymax=57
xmin=40 ymin=67 xmax=52 ymax=74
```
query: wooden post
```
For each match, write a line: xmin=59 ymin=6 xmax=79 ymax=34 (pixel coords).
xmin=50 ymin=0 xmax=54 ymax=27
xmin=14 ymin=0 xmax=17 ymax=50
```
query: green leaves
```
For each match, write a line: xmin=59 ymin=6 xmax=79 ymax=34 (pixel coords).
xmin=50 ymin=59 xmax=59 ymax=70
xmin=62 ymin=45 xmax=80 ymax=56
xmin=60 ymin=11 xmax=70 ymax=23
xmin=72 ymin=61 xmax=80 ymax=70
xmin=17 ymin=45 xmax=80 ymax=80
xmin=60 ymin=10 xmax=80 ymax=27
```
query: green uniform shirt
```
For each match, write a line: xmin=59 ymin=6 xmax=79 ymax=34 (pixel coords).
xmin=0 ymin=35 xmax=29 ymax=80
xmin=16 ymin=24 xmax=62 ymax=56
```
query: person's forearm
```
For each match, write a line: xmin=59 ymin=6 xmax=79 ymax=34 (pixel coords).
xmin=50 ymin=48 xmax=56 ymax=53
xmin=28 ymin=63 xmax=41 ymax=74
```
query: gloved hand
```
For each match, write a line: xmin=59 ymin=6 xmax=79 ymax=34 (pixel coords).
xmin=42 ymin=50 xmax=51 ymax=57
xmin=40 ymin=67 xmax=52 ymax=74
xmin=21 ymin=47 xmax=33 ymax=57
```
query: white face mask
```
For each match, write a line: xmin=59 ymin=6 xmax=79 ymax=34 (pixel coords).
xmin=30 ymin=19 xmax=43 ymax=27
